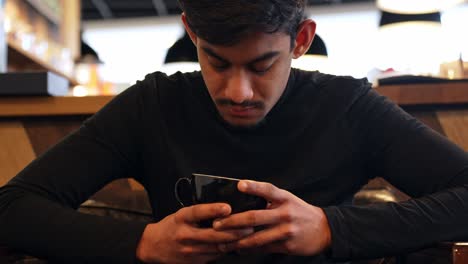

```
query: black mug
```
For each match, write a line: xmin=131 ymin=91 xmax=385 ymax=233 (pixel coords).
xmin=175 ymin=173 xmax=267 ymax=227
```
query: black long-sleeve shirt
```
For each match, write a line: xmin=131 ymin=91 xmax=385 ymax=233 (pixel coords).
xmin=1 ymin=69 xmax=467 ymax=263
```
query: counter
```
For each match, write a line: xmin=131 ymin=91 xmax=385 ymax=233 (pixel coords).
xmin=1 ymin=82 xmax=467 ymax=117
xmin=0 ymin=95 xmax=113 ymax=117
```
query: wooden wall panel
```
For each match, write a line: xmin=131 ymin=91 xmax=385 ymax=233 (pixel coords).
xmin=0 ymin=117 xmax=151 ymax=211
xmin=409 ymin=111 xmax=445 ymax=135
xmin=0 ymin=122 xmax=36 ymax=186
xmin=23 ymin=118 xmax=83 ymax=156
xmin=437 ymin=110 xmax=468 ymax=151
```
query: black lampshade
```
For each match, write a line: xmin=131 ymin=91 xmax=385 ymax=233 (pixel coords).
xmin=306 ymin=34 xmax=328 ymax=56
xmin=77 ymin=29 xmax=103 ymax=64
xmin=164 ymin=32 xmax=328 ymax=62
xmin=379 ymin=11 xmax=441 ymax=27
xmin=77 ymin=40 xmax=104 ymax=64
xmin=165 ymin=32 xmax=198 ymax=63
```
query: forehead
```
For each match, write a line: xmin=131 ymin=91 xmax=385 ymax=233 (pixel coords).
xmin=198 ymin=31 xmax=291 ymax=62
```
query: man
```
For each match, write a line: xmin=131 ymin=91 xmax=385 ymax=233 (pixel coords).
xmin=1 ymin=0 xmax=467 ymax=263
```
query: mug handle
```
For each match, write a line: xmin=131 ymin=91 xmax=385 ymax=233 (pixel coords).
xmin=174 ymin=177 xmax=191 ymax=207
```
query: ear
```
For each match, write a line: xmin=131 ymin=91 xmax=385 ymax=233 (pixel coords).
xmin=181 ymin=13 xmax=198 ymax=46
xmin=292 ymin=19 xmax=316 ymax=59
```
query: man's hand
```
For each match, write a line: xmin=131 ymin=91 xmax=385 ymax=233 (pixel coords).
xmin=136 ymin=203 xmax=253 ymax=264
xmin=213 ymin=180 xmax=332 ymax=256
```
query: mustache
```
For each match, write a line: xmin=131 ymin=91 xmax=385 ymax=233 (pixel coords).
xmin=215 ymin=99 xmax=265 ymax=109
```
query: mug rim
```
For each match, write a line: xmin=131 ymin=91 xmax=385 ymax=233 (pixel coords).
xmin=192 ymin=173 xmax=241 ymax=182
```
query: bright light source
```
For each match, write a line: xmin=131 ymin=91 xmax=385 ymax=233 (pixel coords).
xmin=376 ymin=22 xmax=445 ymax=76
xmin=159 ymin=62 xmax=201 ymax=75
xmin=72 ymin=85 xmax=89 ymax=97
xmin=4 ymin=18 xmax=11 ymax=33
xmin=291 ymin=55 xmax=333 ymax=74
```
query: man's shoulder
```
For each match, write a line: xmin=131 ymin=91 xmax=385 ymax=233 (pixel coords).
xmin=141 ymin=70 xmax=203 ymax=91
xmin=293 ymin=69 xmax=370 ymax=91
xmin=292 ymin=69 xmax=371 ymax=103
xmin=119 ymin=71 xmax=204 ymax=105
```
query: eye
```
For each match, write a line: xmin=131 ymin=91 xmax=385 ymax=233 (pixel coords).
xmin=249 ymin=58 xmax=275 ymax=75
xmin=207 ymin=56 xmax=229 ymax=71
xmin=212 ymin=63 xmax=229 ymax=71
xmin=250 ymin=64 xmax=273 ymax=75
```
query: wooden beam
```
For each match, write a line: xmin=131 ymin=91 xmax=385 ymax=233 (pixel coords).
xmin=62 ymin=0 xmax=81 ymax=61
xmin=7 ymin=38 xmax=78 ymax=85
xmin=0 ymin=0 xmax=6 ymax=72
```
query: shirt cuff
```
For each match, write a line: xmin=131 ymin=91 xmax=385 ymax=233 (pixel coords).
xmin=322 ymin=206 xmax=352 ymax=260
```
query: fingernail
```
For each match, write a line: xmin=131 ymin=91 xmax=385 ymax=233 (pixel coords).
xmin=213 ymin=220 xmax=222 ymax=229
xmin=219 ymin=205 xmax=229 ymax=214
xmin=236 ymin=229 xmax=252 ymax=238
xmin=242 ymin=227 xmax=255 ymax=236
xmin=238 ymin=181 xmax=248 ymax=191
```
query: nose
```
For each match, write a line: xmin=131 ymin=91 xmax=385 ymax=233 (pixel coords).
xmin=224 ymin=70 xmax=254 ymax=103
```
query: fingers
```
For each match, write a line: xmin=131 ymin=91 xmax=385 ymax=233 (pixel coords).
xmin=236 ymin=241 xmax=287 ymax=255
xmin=238 ymin=180 xmax=289 ymax=203
xmin=213 ymin=209 xmax=281 ymax=230
xmin=177 ymin=203 xmax=231 ymax=223
xmin=177 ymin=244 xmax=223 ymax=264
xmin=218 ymin=223 xmax=294 ymax=253
xmin=229 ymin=241 xmax=286 ymax=256
xmin=261 ymin=242 xmax=289 ymax=254
xmin=179 ymin=243 xmax=222 ymax=255
xmin=187 ymin=226 xmax=255 ymax=243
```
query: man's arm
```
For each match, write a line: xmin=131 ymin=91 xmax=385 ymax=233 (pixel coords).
xmin=324 ymin=87 xmax=468 ymax=260
xmin=213 ymin=85 xmax=468 ymax=260
xmin=0 ymin=79 xmax=151 ymax=263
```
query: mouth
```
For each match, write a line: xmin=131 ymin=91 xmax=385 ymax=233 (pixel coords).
xmin=214 ymin=99 xmax=265 ymax=126
xmin=228 ymin=105 xmax=258 ymax=118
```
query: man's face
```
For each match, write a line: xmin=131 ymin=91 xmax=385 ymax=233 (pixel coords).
xmin=195 ymin=32 xmax=294 ymax=127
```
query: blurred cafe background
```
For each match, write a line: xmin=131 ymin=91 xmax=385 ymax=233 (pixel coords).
xmin=0 ymin=0 xmax=467 ymax=97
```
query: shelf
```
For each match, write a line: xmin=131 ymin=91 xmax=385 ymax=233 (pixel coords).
xmin=7 ymin=38 xmax=78 ymax=86
xmin=24 ymin=0 xmax=61 ymax=25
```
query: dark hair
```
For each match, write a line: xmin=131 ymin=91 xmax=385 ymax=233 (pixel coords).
xmin=178 ymin=0 xmax=306 ymax=47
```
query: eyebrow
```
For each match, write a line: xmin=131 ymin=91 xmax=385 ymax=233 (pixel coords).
xmin=201 ymin=46 xmax=280 ymax=65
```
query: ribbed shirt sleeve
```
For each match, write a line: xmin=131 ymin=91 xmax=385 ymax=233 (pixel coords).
xmin=323 ymin=87 xmax=468 ymax=260
xmin=0 ymin=77 xmax=156 ymax=263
